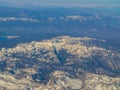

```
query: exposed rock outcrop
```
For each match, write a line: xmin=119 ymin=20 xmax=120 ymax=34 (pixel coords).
xmin=0 ymin=36 xmax=120 ymax=90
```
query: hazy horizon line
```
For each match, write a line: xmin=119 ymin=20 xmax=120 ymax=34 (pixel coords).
xmin=1 ymin=4 xmax=120 ymax=8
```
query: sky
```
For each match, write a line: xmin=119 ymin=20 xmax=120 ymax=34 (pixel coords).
xmin=0 ymin=0 xmax=120 ymax=8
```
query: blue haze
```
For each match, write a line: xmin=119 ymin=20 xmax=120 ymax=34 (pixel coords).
xmin=0 ymin=0 xmax=120 ymax=8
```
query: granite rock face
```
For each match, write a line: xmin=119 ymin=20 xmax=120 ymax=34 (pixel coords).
xmin=0 ymin=36 xmax=120 ymax=90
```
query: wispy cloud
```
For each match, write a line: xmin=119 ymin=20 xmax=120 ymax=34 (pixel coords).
xmin=0 ymin=17 xmax=39 ymax=22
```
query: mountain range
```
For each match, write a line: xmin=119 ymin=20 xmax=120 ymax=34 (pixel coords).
xmin=0 ymin=36 xmax=119 ymax=90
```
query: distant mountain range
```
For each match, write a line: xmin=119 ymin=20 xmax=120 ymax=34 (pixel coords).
xmin=0 ymin=7 xmax=120 ymax=50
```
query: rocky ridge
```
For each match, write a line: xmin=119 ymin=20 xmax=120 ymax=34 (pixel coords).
xmin=0 ymin=36 xmax=120 ymax=90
